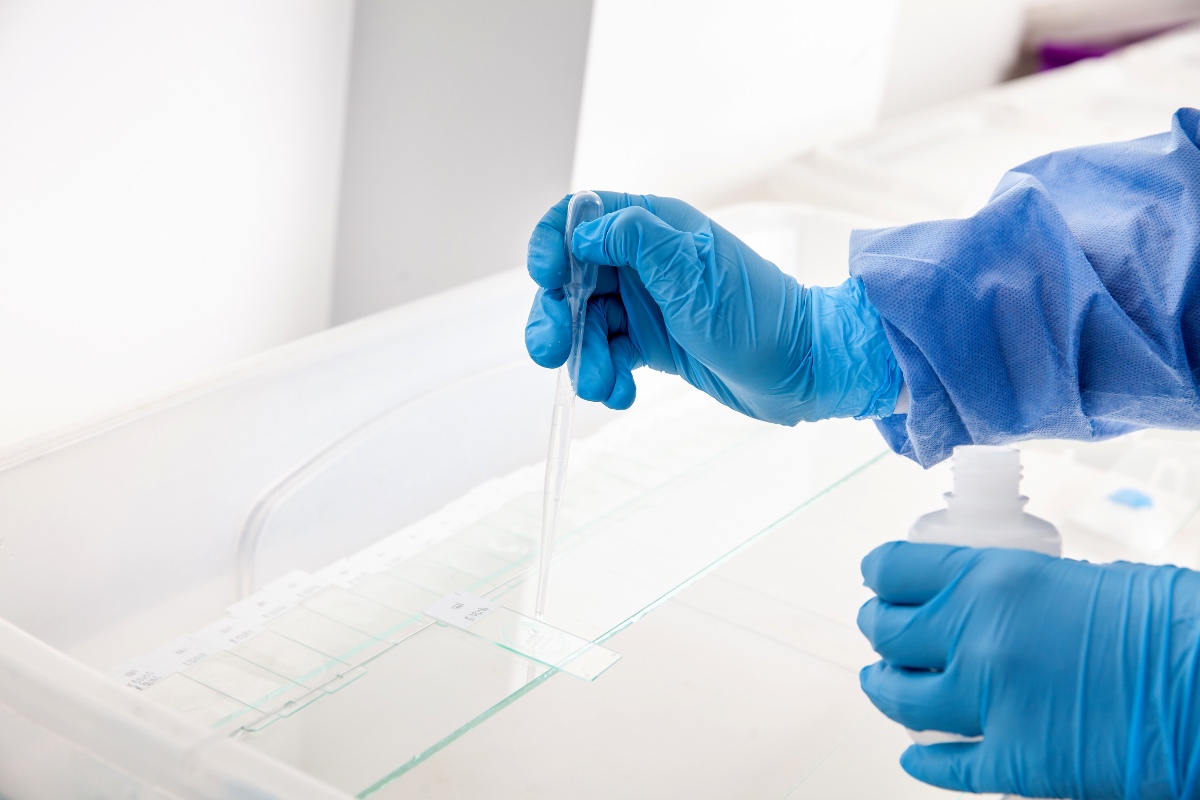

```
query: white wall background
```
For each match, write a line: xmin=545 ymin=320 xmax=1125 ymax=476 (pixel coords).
xmin=571 ymin=0 xmax=1030 ymax=206
xmin=0 ymin=0 xmax=353 ymax=447
xmin=330 ymin=0 xmax=593 ymax=323
xmin=571 ymin=0 xmax=899 ymax=206
xmin=879 ymin=0 xmax=1026 ymax=118
xmin=330 ymin=0 xmax=1032 ymax=319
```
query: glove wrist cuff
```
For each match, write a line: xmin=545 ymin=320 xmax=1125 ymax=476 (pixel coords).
xmin=807 ymin=277 xmax=904 ymax=421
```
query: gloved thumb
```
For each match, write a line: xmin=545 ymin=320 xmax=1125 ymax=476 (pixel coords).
xmin=572 ymin=206 xmax=708 ymax=317
xmin=899 ymin=741 xmax=1016 ymax=796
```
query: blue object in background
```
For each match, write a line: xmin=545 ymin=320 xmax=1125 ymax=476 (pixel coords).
xmin=1108 ymin=487 xmax=1155 ymax=509
xmin=525 ymin=192 xmax=903 ymax=424
xmin=854 ymin=108 xmax=1200 ymax=467
xmin=858 ymin=541 xmax=1200 ymax=798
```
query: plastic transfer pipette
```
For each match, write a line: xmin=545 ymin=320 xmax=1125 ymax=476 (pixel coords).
xmin=534 ymin=190 xmax=604 ymax=619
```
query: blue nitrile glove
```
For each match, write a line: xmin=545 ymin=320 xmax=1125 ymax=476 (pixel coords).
xmin=857 ymin=541 xmax=1200 ymax=799
xmin=524 ymin=192 xmax=903 ymax=424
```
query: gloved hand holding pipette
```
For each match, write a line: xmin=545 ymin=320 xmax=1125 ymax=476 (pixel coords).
xmin=525 ymin=192 xmax=905 ymax=424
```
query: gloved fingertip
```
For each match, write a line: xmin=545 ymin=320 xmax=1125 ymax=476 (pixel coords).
xmin=605 ymin=369 xmax=637 ymax=410
xmin=570 ymin=216 xmax=610 ymax=264
xmin=525 ymin=324 xmax=568 ymax=368
xmin=898 ymin=742 xmax=975 ymax=793
xmin=866 ymin=542 xmax=980 ymax=606
xmin=525 ymin=293 xmax=571 ymax=368
xmin=860 ymin=541 xmax=902 ymax=590
xmin=572 ymin=215 xmax=606 ymax=240
xmin=898 ymin=745 xmax=930 ymax=781
xmin=577 ymin=364 xmax=614 ymax=403
xmin=855 ymin=597 xmax=879 ymax=639
xmin=858 ymin=661 xmax=880 ymax=693
xmin=528 ymin=224 xmax=569 ymax=289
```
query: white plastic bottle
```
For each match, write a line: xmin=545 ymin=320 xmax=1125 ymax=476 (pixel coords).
xmin=909 ymin=444 xmax=1061 ymax=557
xmin=907 ymin=445 xmax=1061 ymax=750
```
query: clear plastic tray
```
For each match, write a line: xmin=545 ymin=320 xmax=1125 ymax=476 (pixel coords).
xmin=114 ymin=376 xmax=884 ymax=796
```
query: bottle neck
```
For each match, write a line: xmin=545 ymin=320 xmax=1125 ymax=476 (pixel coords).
xmin=947 ymin=445 xmax=1025 ymax=522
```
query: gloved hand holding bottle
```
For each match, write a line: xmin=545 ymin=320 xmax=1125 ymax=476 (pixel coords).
xmin=857 ymin=542 xmax=1200 ymax=799
xmin=524 ymin=192 xmax=904 ymax=424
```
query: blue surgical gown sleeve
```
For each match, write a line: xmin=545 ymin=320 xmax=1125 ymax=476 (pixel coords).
xmin=850 ymin=107 xmax=1200 ymax=467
